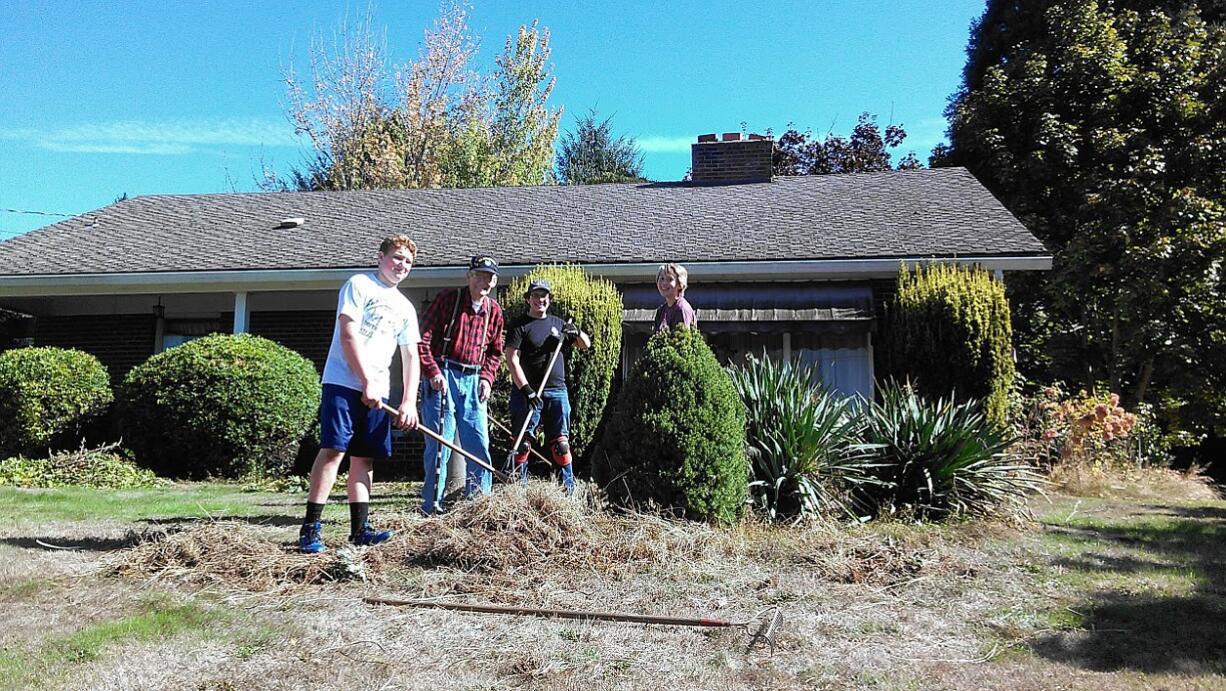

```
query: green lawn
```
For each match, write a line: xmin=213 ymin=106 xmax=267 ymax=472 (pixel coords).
xmin=0 ymin=481 xmax=421 ymax=525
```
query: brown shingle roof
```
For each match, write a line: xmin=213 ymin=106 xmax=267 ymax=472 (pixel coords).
xmin=0 ymin=168 xmax=1046 ymax=276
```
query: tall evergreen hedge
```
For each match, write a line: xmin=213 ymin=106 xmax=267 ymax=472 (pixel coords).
xmin=597 ymin=327 xmax=748 ymax=524
xmin=886 ymin=263 xmax=1015 ymax=428
xmin=119 ymin=334 xmax=320 ymax=479
xmin=500 ymin=265 xmax=623 ymax=471
xmin=0 ymin=347 xmax=113 ymax=457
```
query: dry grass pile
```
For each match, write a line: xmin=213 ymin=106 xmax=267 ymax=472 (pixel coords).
xmin=112 ymin=482 xmax=1001 ymax=595
xmin=113 ymin=522 xmax=349 ymax=590
xmin=371 ymin=484 xmax=720 ymax=578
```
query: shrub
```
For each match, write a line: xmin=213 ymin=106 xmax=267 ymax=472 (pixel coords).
xmin=1009 ymin=381 xmax=1167 ymax=470
xmin=0 ymin=442 xmax=161 ymax=489
xmin=0 ymin=347 xmax=113 ymax=457
xmin=119 ymin=334 xmax=320 ymax=479
xmin=499 ymin=265 xmax=623 ymax=471
xmin=597 ymin=327 xmax=747 ymax=523
xmin=885 ymin=262 xmax=1014 ymax=428
xmin=728 ymin=353 xmax=881 ymax=521
xmin=860 ymin=381 xmax=1040 ymax=520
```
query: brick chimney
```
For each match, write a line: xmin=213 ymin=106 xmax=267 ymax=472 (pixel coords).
xmin=690 ymin=132 xmax=773 ymax=183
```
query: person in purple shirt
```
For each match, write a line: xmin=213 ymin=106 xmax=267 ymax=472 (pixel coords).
xmin=654 ymin=262 xmax=697 ymax=332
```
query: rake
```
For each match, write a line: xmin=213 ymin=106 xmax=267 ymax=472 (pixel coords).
xmin=363 ymin=597 xmax=784 ymax=654
xmin=377 ymin=402 xmax=512 ymax=484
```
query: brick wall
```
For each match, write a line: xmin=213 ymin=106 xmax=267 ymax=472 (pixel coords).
xmin=34 ymin=314 xmax=156 ymax=381
xmin=248 ymin=310 xmax=334 ymax=373
xmin=691 ymin=136 xmax=773 ymax=183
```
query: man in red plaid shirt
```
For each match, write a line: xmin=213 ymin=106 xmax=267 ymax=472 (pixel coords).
xmin=417 ymin=255 xmax=505 ymax=514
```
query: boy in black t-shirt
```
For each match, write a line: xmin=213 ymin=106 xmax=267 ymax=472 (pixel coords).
xmin=505 ymin=280 xmax=591 ymax=492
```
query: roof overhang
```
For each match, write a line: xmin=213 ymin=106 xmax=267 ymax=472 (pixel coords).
xmin=0 ymin=255 xmax=1051 ymax=298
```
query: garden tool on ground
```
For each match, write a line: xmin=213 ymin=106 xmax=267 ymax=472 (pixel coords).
xmin=364 ymin=597 xmax=784 ymax=655
xmin=507 ymin=320 xmax=570 ymax=474
xmin=377 ymin=402 xmax=512 ymax=484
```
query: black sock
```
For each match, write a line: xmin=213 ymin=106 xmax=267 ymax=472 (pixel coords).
xmin=303 ymin=502 xmax=325 ymax=526
xmin=350 ymin=502 xmax=370 ymax=537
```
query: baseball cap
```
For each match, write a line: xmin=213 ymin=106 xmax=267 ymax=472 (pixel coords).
xmin=525 ymin=279 xmax=552 ymax=297
xmin=469 ymin=255 xmax=499 ymax=275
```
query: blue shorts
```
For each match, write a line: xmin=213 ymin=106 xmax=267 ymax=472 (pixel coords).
xmin=319 ymin=383 xmax=392 ymax=459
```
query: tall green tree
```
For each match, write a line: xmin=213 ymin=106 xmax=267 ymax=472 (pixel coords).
xmin=556 ymin=109 xmax=645 ymax=184
xmin=942 ymin=1 xmax=1226 ymax=435
xmin=773 ymin=112 xmax=922 ymax=176
xmin=273 ymin=4 xmax=559 ymax=191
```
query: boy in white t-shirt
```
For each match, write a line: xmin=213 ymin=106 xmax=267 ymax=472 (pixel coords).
xmin=298 ymin=234 xmax=421 ymax=553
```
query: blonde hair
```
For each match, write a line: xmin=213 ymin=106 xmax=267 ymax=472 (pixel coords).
xmin=656 ymin=263 xmax=689 ymax=293
xmin=379 ymin=234 xmax=418 ymax=261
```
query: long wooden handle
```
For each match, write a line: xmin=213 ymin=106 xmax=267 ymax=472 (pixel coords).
xmin=379 ymin=402 xmax=511 ymax=484
xmin=363 ymin=597 xmax=743 ymax=628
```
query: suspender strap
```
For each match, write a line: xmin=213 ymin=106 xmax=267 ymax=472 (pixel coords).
xmin=440 ymin=287 xmax=492 ymax=374
xmin=440 ymin=287 xmax=464 ymax=357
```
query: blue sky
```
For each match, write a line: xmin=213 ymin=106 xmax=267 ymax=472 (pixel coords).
xmin=0 ymin=1 xmax=984 ymax=239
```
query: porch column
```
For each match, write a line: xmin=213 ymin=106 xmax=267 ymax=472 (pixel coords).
xmin=233 ymin=292 xmax=249 ymax=334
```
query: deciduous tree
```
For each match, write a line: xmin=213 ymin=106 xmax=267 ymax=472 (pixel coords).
xmin=772 ymin=113 xmax=921 ymax=176
xmin=942 ymin=0 xmax=1226 ymax=434
xmin=271 ymin=4 xmax=560 ymax=191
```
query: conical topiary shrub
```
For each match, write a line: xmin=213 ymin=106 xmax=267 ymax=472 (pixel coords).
xmin=596 ymin=327 xmax=748 ymax=524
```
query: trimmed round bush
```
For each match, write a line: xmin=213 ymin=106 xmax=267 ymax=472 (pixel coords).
xmin=119 ymin=334 xmax=320 ymax=479
xmin=498 ymin=264 xmax=623 ymax=471
xmin=0 ymin=347 xmax=113 ymax=457
xmin=597 ymin=327 xmax=748 ymax=524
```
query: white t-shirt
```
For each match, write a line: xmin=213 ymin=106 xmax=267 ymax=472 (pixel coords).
xmin=321 ymin=272 xmax=420 ymax=398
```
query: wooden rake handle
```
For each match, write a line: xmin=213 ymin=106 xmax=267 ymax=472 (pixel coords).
xmin=378 ymin=402 xmax=511 ymax=484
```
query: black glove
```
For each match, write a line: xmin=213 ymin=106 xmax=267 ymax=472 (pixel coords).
xmin=561 ymin=321 xmax=581 ymax=343
xmin=520 ymin=384 xmax=543 ymax=409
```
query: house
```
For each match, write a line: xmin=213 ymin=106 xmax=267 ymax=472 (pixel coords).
xmin=0 ymin=134 xmax=1049 ymax=404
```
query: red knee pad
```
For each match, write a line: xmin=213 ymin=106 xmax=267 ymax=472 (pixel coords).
xmin=514 ymin=440 xmax=531 ymax=466
xmin=550 ymin=436 xmax=572 ymax=467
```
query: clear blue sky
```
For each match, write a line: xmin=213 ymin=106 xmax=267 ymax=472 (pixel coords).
xmin=0 ymin=0 xmax=985 ymax=239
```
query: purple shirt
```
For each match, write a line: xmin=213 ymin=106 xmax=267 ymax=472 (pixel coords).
xmin=654 ymin=296 xmax=697 ymax=333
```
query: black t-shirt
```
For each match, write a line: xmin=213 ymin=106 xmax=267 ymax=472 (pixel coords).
xmin=505 ymin=314 xmax=567 ymax=390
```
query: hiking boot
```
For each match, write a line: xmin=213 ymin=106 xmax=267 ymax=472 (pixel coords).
xmin=298 ymin=521 xmax=325 ymax=554
xmin=350 ymin=522 xmax=393 ymax=547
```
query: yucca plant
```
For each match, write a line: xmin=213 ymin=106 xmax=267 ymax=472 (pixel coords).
xmin=728 ymin=353 xmax=881 ymax=521
xmin=861 ymin=381 xmax=1041 ymax=519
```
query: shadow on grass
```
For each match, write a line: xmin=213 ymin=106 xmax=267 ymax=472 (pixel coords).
xmin=1032 ymin=504 xmax=1226 ymax=674
xmin=138 ymin=515 xmax=304 ymax=528
xmin=0 ymin=534 xmax=144 ymax=552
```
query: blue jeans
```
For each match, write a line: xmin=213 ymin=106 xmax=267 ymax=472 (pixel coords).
xmin=509 ymin=386 xmax=571 ymax=442
xmin=509 ymin=386 xmax=573 ymax=489
xmin=420 ymin=369 xmax=493 ymax=514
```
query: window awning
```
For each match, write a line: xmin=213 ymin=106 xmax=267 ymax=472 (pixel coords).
xmin=620 ymin=282 xmax=875 ymax=332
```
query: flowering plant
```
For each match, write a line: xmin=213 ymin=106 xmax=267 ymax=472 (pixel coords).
xmin=1011 ymin=382 xmax=1145 ymax=469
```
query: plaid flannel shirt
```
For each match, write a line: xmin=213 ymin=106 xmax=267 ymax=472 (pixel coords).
xmin=418 ymin=287 xmax=505 ymax=384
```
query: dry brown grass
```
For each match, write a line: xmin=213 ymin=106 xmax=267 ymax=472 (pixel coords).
xmin=113 ymin=483 xmax=990 ymax=599
xmin=112 ymin=522 xmax=351 ymax=591
xmin=1049 ymin=463 xmax=1222 ymax=502
xmin=14 ymin=478 xmax=1225 ymax=689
